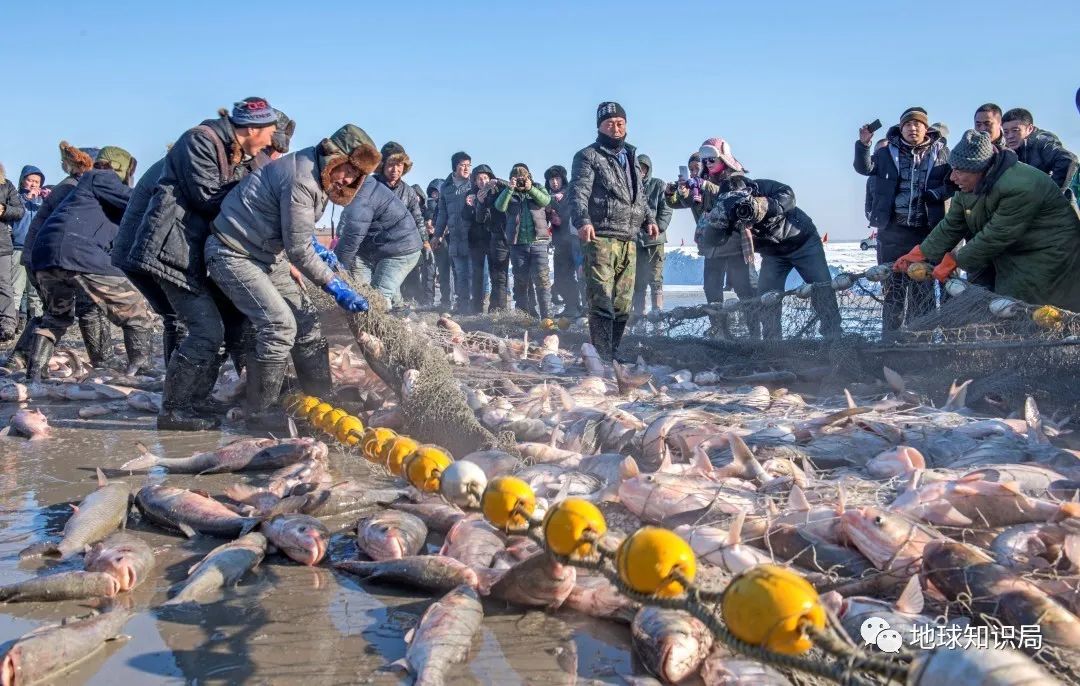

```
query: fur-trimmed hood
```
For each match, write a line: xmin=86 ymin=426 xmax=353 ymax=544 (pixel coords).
xmin=0 ymin=163 xmax=5 ymax=185
xmin=544 ymin=164 xmax=568 ymax=191
xmin=59 ymin=141 xmax=95 ymax=176
xmin=377 ymin=141 xmax=413 ymax=176
xmin=317 ymin=124 xmax=381 ymax=205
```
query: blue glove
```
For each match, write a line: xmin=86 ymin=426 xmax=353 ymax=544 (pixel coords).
xmin=323 ymin=277 xmax=368 ymax=313
xmin=311 ymin=236 xmax=339 ymax=271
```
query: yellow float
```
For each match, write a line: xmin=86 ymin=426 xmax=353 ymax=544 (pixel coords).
xmin=616 ymin=527 xmax=696 ymax=598
xmin=721 ymin=564 xmax=826 ymax=655
xmin=542 ymin=499 xmax=606 ymax=559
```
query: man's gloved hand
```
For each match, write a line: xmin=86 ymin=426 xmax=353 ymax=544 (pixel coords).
xmin=323 ymin=277 xmax=368 ymax=312
xmin=893 ymin=245 xmax=926 ymax=272
xmin=933 ymin=252 xmax=958 ymax=283
xmin=311 ymin=236 xmax=339 ymax=271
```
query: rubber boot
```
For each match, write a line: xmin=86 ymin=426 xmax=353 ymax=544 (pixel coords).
xmin=2 ymin=318 xmax=39 ymax=372
xmin=245 ymin=359 xmax=290 ymax=434
xmin=611 ymin=318 xmax=628 ymax=363
xmin=191 ymin=353 xmax=231 ymax=418
xmin=588 ymin=315 xmax=614 ymax=362
xmin=78 ymin=308 xmax=114 ymax=368
xmin=122 ymin=326 xmax=155 ymax=376
xmin=25 ymin=334 xmax=55 ymax=383
xmin=650 ymin=291 xmax=664 ymax=317
xmin=157 ymin=352 xmax=220 ymax=431
xmin=291 ymin=339 xmax=334 ymax=399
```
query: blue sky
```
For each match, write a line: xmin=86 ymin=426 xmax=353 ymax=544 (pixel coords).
xmin=3 ymin=1 xmax=1078 ymax=243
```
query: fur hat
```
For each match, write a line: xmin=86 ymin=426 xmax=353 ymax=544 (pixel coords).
xmin=544 ymin=165 xmax=568 ymax=183
xmin=59 ymin=141 xmax=95 ymax=176
xmin=699 ymin=137 xmax=745 ymax=174
xmin=378 ymin=141 xmax=413 ymax=175
xmin=317 ymin=124 xmax=381 ymax=205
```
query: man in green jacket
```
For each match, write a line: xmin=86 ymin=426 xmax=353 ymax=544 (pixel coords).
xmin=494 ymin=163 xmax=554 ymax=322
xmin=894 ymin=129 xmax=1080 ymax=311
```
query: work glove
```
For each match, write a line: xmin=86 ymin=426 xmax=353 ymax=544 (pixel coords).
xmin=323 ymin=277 xmax=368 ymax=313
xmin=311 ymin=236 xmax=339 ymax=271
xmin=933 ymin=253 xmax=958 ymax=283
xmin=892 ymin=245 xmax=926 ymax=272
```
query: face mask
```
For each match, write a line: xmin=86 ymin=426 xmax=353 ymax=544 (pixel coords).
xmin=706 ymin=159 xmax=727 ymax=176
xmin=597 ymin=131 xmax=625 ymax=152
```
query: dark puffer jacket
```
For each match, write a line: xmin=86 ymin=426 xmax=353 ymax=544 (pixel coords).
xmin=0 ymin=167 xmax=24 ymax=257
xmin=334 ymin=176 xmax=423 ymax=268
xmin=569 ymin=139 xmax=653 ymax=241
xmin=31 ymin=169 xmax=131 ymax=276
xmin=112 ymin=157 xmax=166 ymax=273
xmin=854 ymin=126 xmax=951 ymax=230
xmin=375 ymin=173 xmax=426 ymax=244
xmin=461 ymin=164 xmax=497 ymax=245
xmin=1014 ymin=128 xmax=1078 ymax=191
xmin=544 ymin=165 xmax=574 ymax=243
xmin=126 ymin=115 xmax=249 ymax=293
xmin=435 ymin=175 xmax=472 ymax=246
xmin=21 ymin=175 xmax=79 ymax=267
xmin=703 ymin=178 xmax=819 ymax=256
xmin=637 ymin=154 xmax=673 ymax=247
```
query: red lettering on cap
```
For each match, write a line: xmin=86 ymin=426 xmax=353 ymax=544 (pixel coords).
xmin=246 ymin=100 xmax=268 ymax=110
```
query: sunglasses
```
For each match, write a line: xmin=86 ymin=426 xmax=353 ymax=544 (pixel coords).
xmin=702 ymin=157 xmax=719 ymax=164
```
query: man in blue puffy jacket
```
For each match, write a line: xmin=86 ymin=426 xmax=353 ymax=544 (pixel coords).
xmin=26 ymin=147 xmax=157 ymax=381
xmin=208 ymin=124 xmax=378 ymax=432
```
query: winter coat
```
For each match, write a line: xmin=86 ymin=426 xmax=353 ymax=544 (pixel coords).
xmin=21 ymin=176 xmax=79 ymax=267
xmin=920 ymin=151 xmax=1080 ymax=310
xmin=544 ymin=165 xmax=574 ymax=243
xmin=375 ymin=173 xmax=426 ymax=244
xmin=854 ymin=126 xmax=951 ymax=231
xmin=461 ymin=164 xmax=497 ymax=245
xmin=666 ymin=173 xmax=747 ymax=258
xmin=1013 ymin=128 xmax=1078 ymax=192
xmin=0 ymin=168 xmax=25 ymax=257
xmin=30 ymin=169 xmax=131 ymax=276
xmin=212 ymin=147 xmax=336 ymax=286
xmin=637 ymin=154 xmax=672 ymax=247
xmin=435 ymin=174 xmax=472 ymax=245
xmin=13 ymin=165 xmax=44 ymax=250
xmin=495 ymin=184 xmax=552 ymax=245
xmin=126 ymin=116 xmax=250 ymax=292
xmin=569 ymin=139 xmax=653 ymax=242
xmin=703 ymin=178 xmax=819 ymax=256
xmin=112 ymin=157 xmax=165 ymax=273
xmin=334 ymin=175 xmax=423 ymax=268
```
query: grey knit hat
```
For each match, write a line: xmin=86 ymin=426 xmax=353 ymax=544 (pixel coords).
xmin=949 ymin=129 xmax=995 ymax=172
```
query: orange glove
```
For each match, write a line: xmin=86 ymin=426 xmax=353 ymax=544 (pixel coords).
xmin=933 ymin=253 xmax=958 ymax=283
xmin=893 ymin=245 xmax=926 ymax=272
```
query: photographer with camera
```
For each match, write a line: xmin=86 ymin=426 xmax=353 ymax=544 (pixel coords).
xmin=854 ymin=107 xmax=951 ymax=337
xmin=461 ymin=164 xmax=503 ymax=313
xmin=665 ymin=138 xmax=759 ymax=338
xmin=494 ymin=163 xmax=554 ymax=322
xmin=700 ymin=151 xmax=841 ymax=340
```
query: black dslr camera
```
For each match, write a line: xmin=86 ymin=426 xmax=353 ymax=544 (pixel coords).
xmin=514 ymin=177 xmax=528 ymax=191
xmin=733 ymin=197 xmax=755 ymax=221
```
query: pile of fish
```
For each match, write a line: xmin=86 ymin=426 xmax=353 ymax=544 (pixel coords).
xmin=3 ymin=313 xmax=1080 ymax=685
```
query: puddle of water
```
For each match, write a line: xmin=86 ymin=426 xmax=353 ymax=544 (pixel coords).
xmin=1 ymin=402 xmax=642 ymax=684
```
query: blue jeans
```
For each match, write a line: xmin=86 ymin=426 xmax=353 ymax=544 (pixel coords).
xmin=205 ymin=236 xmax=324 ymax=364
xmin=349 ymin=251 xmax=422 ymax=308
xmin=510 ymin=242 xmax=552 ymax=320
xmin=757 ymin=233 xmax=841 ymax=338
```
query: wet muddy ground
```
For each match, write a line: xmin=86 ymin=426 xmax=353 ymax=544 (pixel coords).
xmin=0 ymin=402 xmax=640 ymax=685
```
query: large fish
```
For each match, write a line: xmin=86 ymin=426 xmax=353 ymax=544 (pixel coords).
xmin=163 ymin=532 xmax=267 ymax=606
xmin=631 ymin=607 xmax=713 ymax=684
xmin=392 ymin=585 xmax=483 ymax=686
xmin=20 ymin=469 xmax=129 ymax=559
xmin=1 ymin=408 xmax=50 ymax=440
xmin=0 ymin=571 xmax=120 ymax=604
xmin=675 ymin=512 xmax=774 ymax=574
xmin=135 ymin=484 xmax=260 ymax=538
xmin=268 ymin=482 xmax=406 ymax=518
xmin=334 ymin=556 xmax=478 ymax=593
xmin=840 ymin=506 xmax=945 ymax=571
xmin=84 ymin=532 xmax=155 ymax=592
xmin=389 ymin=500 xmax=467 ymax=534
xmin=261 ymin=514 xmax=329 ymax=566
xmin=483 ymin=551 xmax=576 ymax=610
xmin=439 ymin=517 xmax=505 ymax=568
xmin=890 ymin=473 xmax=1078 ymax=528
xmin=356 ymin=510 xmax=428 ymax=561
xmin=0 ymin=609 xmax=132 ymax=686
xmin=562 ymin=573 xmax=640 ymax=624
xmin=122 ymin=437 xmax=327 ymax=474
xmin=616 ymin=459 xmax=756 ymax=523
xmin=907 ymin=646 xmax=1058 ymax=685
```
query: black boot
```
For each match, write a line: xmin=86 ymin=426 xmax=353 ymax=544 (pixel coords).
xmin=588 ymin=315 xmax=614 ymax=362
xmin=157 ymin=353 xmax=220 ymax=431
xmin=191 ymin=353 xmax=232 ymax=418
xmin=79 ymin=309 xmax=114 ymax=368
xmin=26 ymin=334 xmax=55 ymax=383
xmin=611 ymin=318 xmax=629 ymax=362
xmin=122 ymin=326 xmax=155 ymax=376
xmin=2 ymin=318 xmax=39 ymax=373
xmin=245 ymin=359 xmax=290 ymax=433
xmin=291 ymin=339 xmax=334 ymax=398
